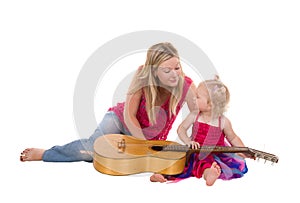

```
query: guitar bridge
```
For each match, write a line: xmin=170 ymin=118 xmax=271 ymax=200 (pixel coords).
xmin=117 ymin=139 xmax=126 ymax=153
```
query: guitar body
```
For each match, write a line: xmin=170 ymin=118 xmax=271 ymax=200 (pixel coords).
xmin=93 ymin=134 xmax=187 ymax=176
xmin=93 ymin=134 xmax=279 ymax=176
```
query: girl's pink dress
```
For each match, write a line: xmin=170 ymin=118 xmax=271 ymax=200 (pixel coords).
xmin=169 ymin=116 xmax=248 ymax=181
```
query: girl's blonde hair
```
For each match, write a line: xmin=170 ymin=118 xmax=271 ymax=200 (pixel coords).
xmin=128 ymin=42 xmax=185 ymax=124
xmin=201 ymin=75 xmax=230 ymax=118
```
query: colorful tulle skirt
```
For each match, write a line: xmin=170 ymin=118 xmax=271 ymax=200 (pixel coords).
xmin=167 ymin=152 xmax=248 ymax=181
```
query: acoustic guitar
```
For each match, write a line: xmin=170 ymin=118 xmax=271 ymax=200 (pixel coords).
xmin=93 ymin=134 xmax=279 ymax=176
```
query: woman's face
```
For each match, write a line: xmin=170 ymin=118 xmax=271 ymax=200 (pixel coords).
xmin=156 ymin=57 xmax=182 ymax=88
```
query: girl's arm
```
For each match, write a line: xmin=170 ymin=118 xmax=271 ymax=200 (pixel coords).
xmin=177 ymin=111 xmax=200 ymax=149
xmin=223 ymin=116 xmax=245 ymax=147
xmin=223 ymin=116 xmax=250 ymax=158
xmin=180 ymin=82 xmax=199 ymax=148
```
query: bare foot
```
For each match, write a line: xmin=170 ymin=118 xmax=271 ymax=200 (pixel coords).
xmin=150 ymin=173 xmax=167 ymax=183
xmin=203 ymin=162 xmax=221 ymax=186
xmin=20 ymin=148 xmax=45 ymax=162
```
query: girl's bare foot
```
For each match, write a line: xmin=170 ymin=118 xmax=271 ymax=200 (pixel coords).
xmin=203 ymin=162 xmax=221 ymax=186
xmin=150 ymin=173 xmax=167 ymax=183
xmin=20 ymin=148 xmax=45 ymax=162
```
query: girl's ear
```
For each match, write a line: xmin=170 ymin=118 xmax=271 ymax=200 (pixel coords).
xmin=207 ymin=100 xmax=212 ymax=110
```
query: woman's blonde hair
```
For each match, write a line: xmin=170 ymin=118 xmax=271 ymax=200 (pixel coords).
xmin=128 ymin=42 xmax=185 ymax=124
xmin=201 ymin=75 xmax=230 ymax=118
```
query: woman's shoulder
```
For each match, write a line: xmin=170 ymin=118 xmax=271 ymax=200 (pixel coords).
xmin=183 ymin=75 xmax=194 ymax=92
xmin=138 ymin=65 xmax=144 ymax=71
xmin=184 ymin=75 xmax=193 ymax=84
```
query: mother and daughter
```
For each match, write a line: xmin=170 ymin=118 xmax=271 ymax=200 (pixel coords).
xmin=20 ymin=42 xmax=249 ymax=186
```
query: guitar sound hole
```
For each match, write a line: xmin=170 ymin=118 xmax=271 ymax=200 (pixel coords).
xmin=151 ymin=146 xmax=163 ymax=151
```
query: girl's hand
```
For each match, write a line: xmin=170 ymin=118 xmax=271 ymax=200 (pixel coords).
xmin=186 ymin=141 xmax=200 ymax=149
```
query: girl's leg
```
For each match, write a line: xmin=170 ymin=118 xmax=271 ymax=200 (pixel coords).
xmin=21 ymin=111 xmax=129 ymax=162
xmin=203 ymin=162 xmax=221 ymax=186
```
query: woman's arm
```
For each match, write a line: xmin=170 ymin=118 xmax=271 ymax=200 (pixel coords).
xmin=123 ymin=66 xmax=147 ymax=140
xmin=124 ymin=88 xmax=146 ymax=140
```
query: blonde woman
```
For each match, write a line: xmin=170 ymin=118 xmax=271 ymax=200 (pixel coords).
xmin=20 ymin=42 xmax=197 ymax=163
xmin=151 ymin=76 xmax=248 ymax=186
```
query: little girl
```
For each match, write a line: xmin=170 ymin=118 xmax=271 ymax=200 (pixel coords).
xmin=150 ymin=76 xmax=248 ymax=186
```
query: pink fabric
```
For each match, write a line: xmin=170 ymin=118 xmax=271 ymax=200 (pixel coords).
xmin=192 ymin=118 xmax=226 ymax=146
xmin=191 ymin=120 xmax=226 ymax=178
xmin=108 ymin=76 xmax=193 ymax=140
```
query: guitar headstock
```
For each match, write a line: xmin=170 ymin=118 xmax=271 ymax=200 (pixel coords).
xmin=248 ymin=148 xmax=279 ymax=164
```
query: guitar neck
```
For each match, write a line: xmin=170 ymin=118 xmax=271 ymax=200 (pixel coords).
xmin=161 ymin=144 xmax=279 ymax=163
xmin=163 ymin=145 xmax=250 ymax=154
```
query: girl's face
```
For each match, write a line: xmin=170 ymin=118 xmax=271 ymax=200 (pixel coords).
xmin=196 ymin=84 xmax=211 ymax=111
xmin=155 ymin=57 xmax=181 ymax=88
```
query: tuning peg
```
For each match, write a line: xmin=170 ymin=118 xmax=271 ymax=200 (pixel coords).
xmin=271 ymin=157 xmax=279 ymax=164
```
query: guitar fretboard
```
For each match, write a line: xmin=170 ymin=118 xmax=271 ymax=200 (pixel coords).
xmin=162 ymin=145 xmax=250 ymax=153
xmin=160 ymin=145 xmax=279 ymax=163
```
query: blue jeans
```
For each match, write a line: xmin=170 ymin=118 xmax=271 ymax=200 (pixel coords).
xmin=42 ymin=111 xmax=131 ymax=162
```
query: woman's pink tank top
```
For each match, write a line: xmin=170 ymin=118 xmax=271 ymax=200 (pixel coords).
xmin=108 ymin=76 xmax=193 ymax=140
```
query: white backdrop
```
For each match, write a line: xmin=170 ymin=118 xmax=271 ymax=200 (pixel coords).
xmin=1 ymin=1 xmax=298 ymax=202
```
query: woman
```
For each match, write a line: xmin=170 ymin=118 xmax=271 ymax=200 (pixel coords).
xmin=20 ymin=42 xmax=198 ymax=163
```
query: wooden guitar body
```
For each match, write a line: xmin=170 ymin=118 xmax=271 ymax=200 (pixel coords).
xmin=93 ymin=134 xmax=186 ymax=176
